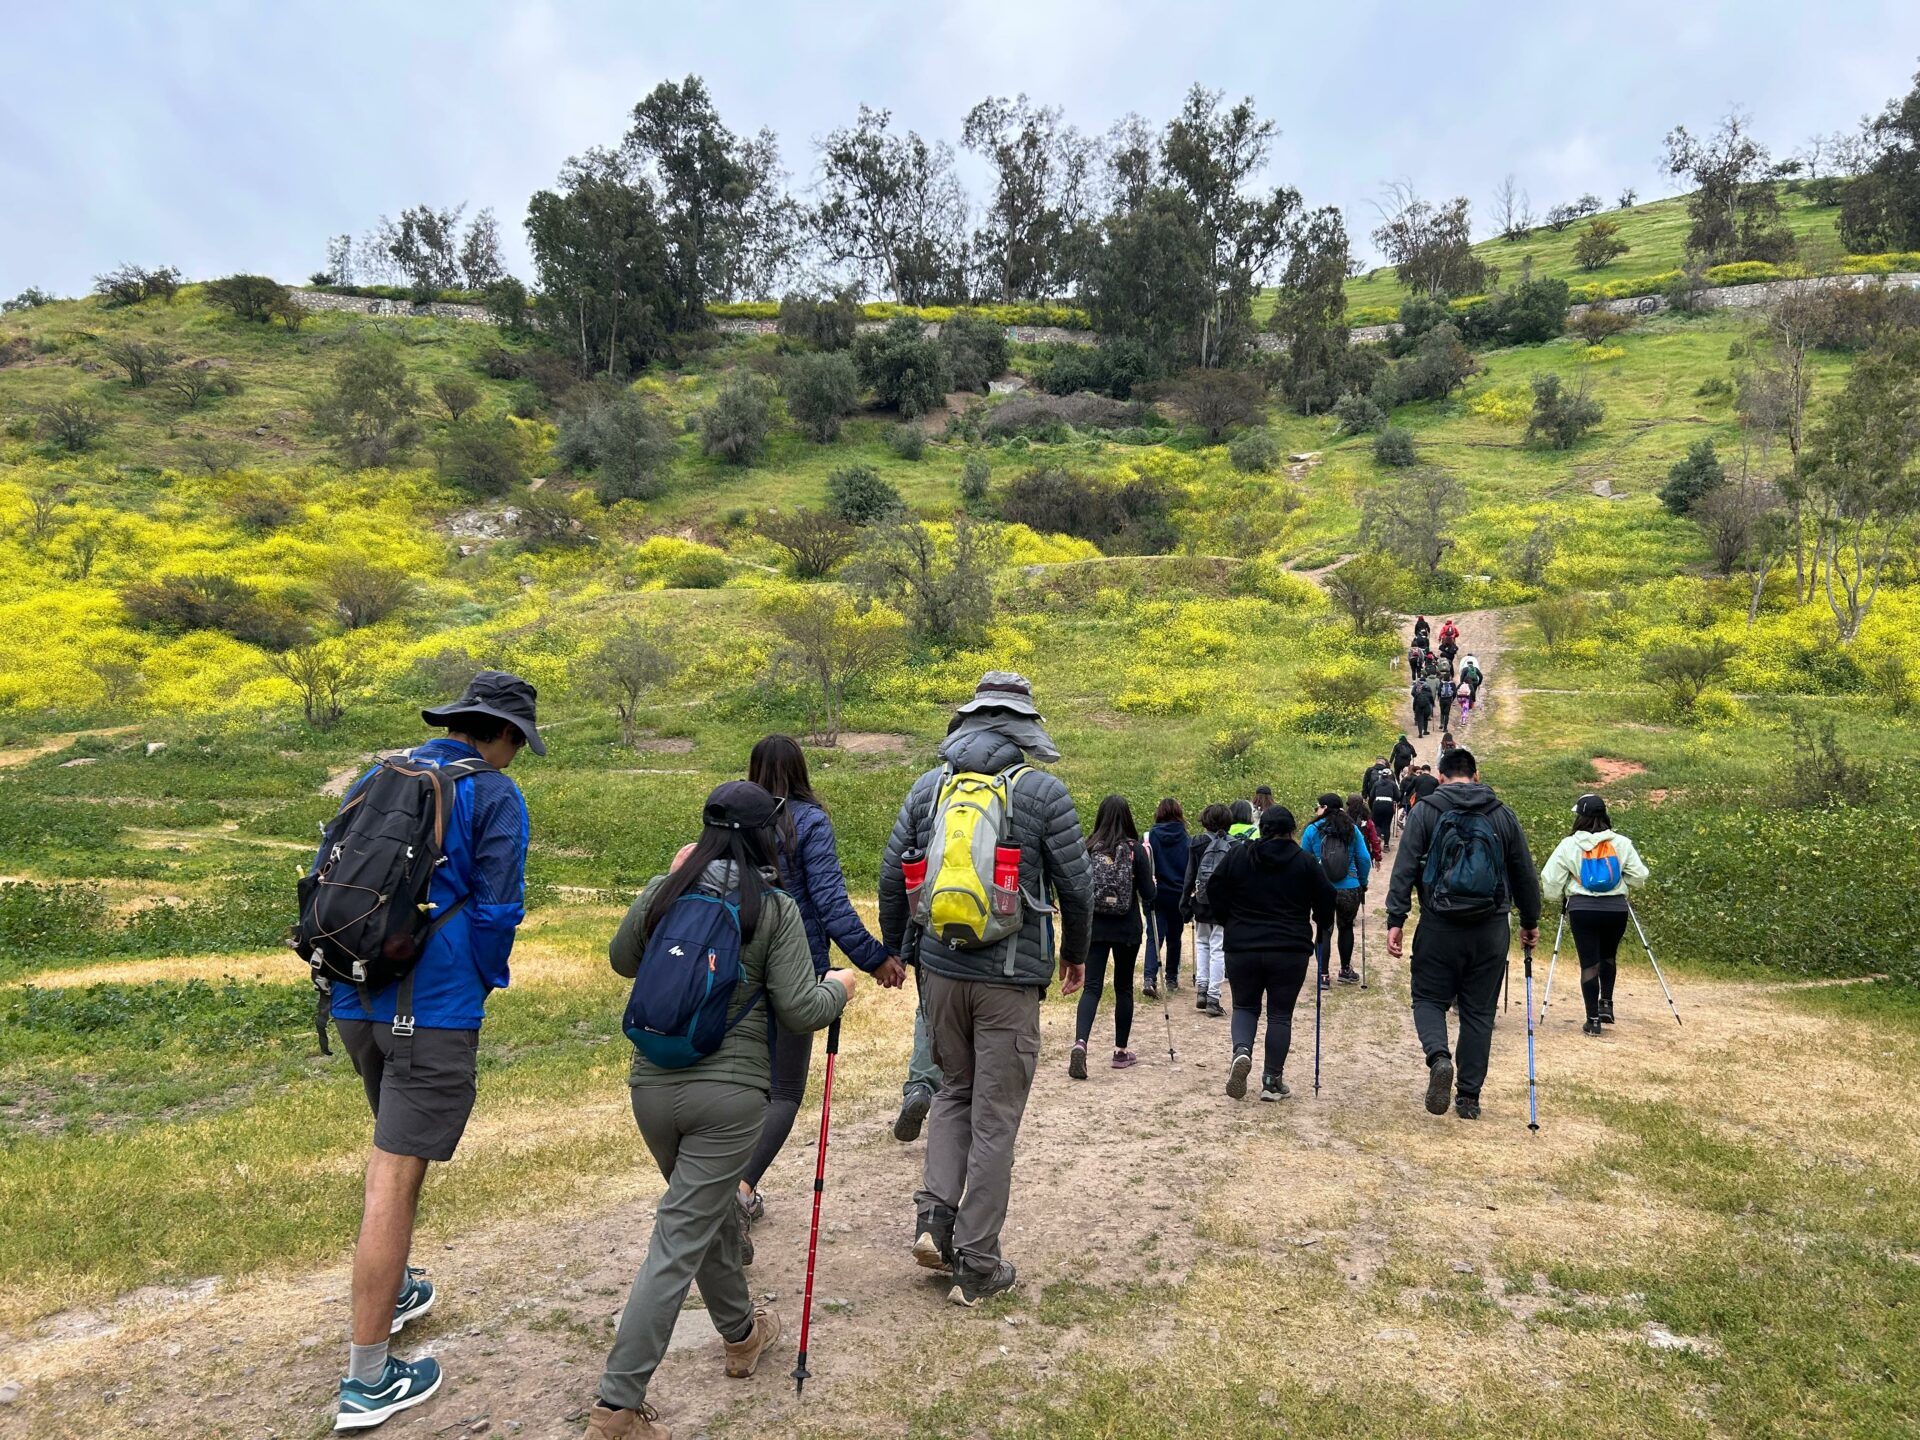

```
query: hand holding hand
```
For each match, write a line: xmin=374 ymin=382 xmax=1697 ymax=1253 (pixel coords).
xmin=1386 ymin=926 xmax=1405 ymax=958
xmin=872 ymin=956 xmax=907 ymax=989
xmin=1059 ymin=962 xmax=1086 ymax=997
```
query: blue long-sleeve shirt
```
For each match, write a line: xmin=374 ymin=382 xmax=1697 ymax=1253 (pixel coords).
xmin=1300 ymin=817 xmax=1373 ymax=892
xmin=324 ymin=737 xmax=529 ymax=1030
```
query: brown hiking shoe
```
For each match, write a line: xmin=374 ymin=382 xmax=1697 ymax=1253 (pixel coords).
xmin=585 ymin=1401 xmax=671 ymax=1439
xmin=723 ymin=1306 xmax=782 ymax=1379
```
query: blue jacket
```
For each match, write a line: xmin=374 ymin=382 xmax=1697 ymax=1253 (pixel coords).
xmin=326 ymin=738 xmax=529 ymax=1030
xmin=1301 ymin=817 xmax=1372 ymax=892
xmin=1148 ymin=821 xmax=1191 ymax=900
xmin=782 ymin=799 xmax=889 ymax=975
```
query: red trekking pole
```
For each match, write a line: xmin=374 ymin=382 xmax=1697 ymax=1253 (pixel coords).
xmin=792 ymin=1015 xmax=841 ymax=1397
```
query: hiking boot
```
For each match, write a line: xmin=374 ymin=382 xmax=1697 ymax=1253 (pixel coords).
xmin=1598 ymin=999 xmax=1615 ymax=1025
xmin=913 ymin=1204 xmax=956 ymax=1271
xmin=1582 ymin=1017 xmax=1604 ymax=1037
xmin=1206 ymin=997 xmax=1225 ymax=1018
xmin=948 ymin=1259 xmax=1017 ymax=1308
xmin=1111 ymin=1049 xmax=1138 ymax=1070
xmin=893 ymin=1083 xmax=934 ymax=1142
xmin=723 ymin=1306 xmax=782 ymax=1379
xmin=1195 ymin=994 xmax=1210 ymax=1012
xmin=733 ymin=1198 xmax=755 ymax=1268
xmin=390 ymin=1266 xmax=434 ymax=1334
xmin=1260 ymin=1074 xmax=1290 ymax=1101
xmin=335 ymin=1355 xmax=442 ymax=1431
xmin=584 ymin=1401 xmax=670 ymax=1439
xmin=736 ymin=1187 xmax=765 ymax=1224
xmin=1226 ymin=1049 xmax=1252 ymax=1100
xmin=1455 ymin=1096 xmax=1481 ymax=1121
xmin=1424 ymin=1055 xmax=1455 ymax=1116
xmin=1337 ymin=967 xmax=1360 ymax=985
xmin=1167 ymin=978 xmax=1181 ymax=993
xmin=1068 ymin=1042 xmax=1089 ymax=1080
xmin=1143 ymin=982 xmax=1159 ymax=1000
xmin=1318 ymin=969 xmax=1332 ymax=992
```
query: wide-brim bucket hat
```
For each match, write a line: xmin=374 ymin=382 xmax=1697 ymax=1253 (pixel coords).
xmin=422 ymin=670 xmax=547 ymax=755
xmin=952 ymin=670 xmax=1044 ymax=720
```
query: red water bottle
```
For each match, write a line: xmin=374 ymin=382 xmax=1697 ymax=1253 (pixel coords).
xmin=991 ymin=845 xmax=1021 ymax=917
xmin=901 ymin=849 xmax=928 ymax=908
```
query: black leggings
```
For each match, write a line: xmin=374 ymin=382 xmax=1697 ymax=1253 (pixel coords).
xmin=1314 ymin=890 xmax=1362 ymax=971
xmin=1226 ymin=950 xmax=1310 ymax=1080
xmin=1147 ymin=894 xmax=1184 ymax=986
xmin=740 ymin=1020 xmax=810 ymax=1190
xmin=1076 ymin=938 xmax=1139 ymax=1049
xmin=1570 ymin=907 xmax=1629 ymax=1019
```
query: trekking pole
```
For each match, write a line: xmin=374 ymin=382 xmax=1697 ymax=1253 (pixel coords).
xmin=792 ymin=1015 xmax=841 ymax=1398
xmin=1626 ymin=900 xmax=1684 ymax=1027
xmin=1149 ymin=907 xmax=1174 ymax=1064
xmin=1523 ymin=945 xmax=1540 ymax=1133
xmin=1538 ymin=909 xmax=1567 ymax=1024
xmin=1503 ymin=959 xmax=1510 ymax=1013
xmin=1359 ymin=897 xmax=1368 ymax=990
xmin=1313 ymin=950 xmax=1323 ymax=1097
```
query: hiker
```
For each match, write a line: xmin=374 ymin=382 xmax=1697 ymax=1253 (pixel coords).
xmin=1181 ymin=803 xmax=1236 ymax=1018
xmin=1456 ymin=683 xmax=1475 ymax=724
xmin=1406 ymin=640 xmax=1426 ymax=670
xmin=1370 ymin=764 xmax=1402 ymax=849
xmin=1348 ymin=794 xmax=1383 ymax=864
xmin=878 ymin=671 xmax=1090 ymax=1306
xmin=310 ymin=672 xmax=539 ymax=1431
xmin=1413 ymin=616 xmax=1431 ymax=646
xmin=1438 ymin=618 xmax=1460 ymax=651
xmin=1302 ymin=793 xmax=1372 ymax=987
xmin=1421 ymin=651 xmax=1441 ymax=681
xmin=1228 ymin=798 xmax=1258 ymax=840
xmin=1070 ymin=796 xmax=1157 ymax=1076
xmin=892 ymin=716 xmax=971 ymax=1144
xmin=1206 ymin=804 xmax=1336 ymax=1101
xmin=1251 ymin=785 xmax=1274 ymax=819
xmin=1390 ymin=734 xmax=1416 ymax=780
xmin=1539 ymin=794 xmax=1651 ymax=1036
xmin=1410 ymin=680 xmax=1434 ymax=738
xmin=1438 ymin=731 xmax=1458 ymax=762
xmin=1384 ymin=747 xmax=1542 ymax=1121
xmin=1437 ymin=652 xmax=1455 ymax=682
xmin=1360 ymin=755 xmax=1393 ymax=803
xmin=1438 ymin=677 xmax=1458 ymax=729
xmin=1145 ymin=798 xmax=1191 ymax=998
xmin=1408 ymin=765 xmax=1440 ymax=810
xmin=735 ymin=736 xmax=904 ymax=1228
xmin=589 ymin=782 xmax=858 ymax=1439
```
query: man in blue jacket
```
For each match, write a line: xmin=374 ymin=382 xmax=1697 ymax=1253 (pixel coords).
xmin=327 ymin=672 xmax=538 ymax=1431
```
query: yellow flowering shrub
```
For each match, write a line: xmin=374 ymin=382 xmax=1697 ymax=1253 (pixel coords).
xmin=1466 ymin=383 xmax=1533 ymax=425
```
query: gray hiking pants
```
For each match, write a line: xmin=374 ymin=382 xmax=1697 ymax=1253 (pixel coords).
xmin=904 ymin=967 xmax=943 ymax=1096
xmin=599 ymin=1080 xmax=761 ymax=1411
xmin=914 ymin=970 xmax=1041 ymax=1271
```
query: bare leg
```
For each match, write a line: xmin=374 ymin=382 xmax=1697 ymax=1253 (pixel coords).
xmin=351 ymin=1148 xmax=428 ymax=1345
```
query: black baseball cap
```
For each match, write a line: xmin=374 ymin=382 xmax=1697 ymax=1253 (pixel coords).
xmin=422 ymin=670 xmax=546 ymax=755
xmin=703 ymin=780 xmax=784 ymax=831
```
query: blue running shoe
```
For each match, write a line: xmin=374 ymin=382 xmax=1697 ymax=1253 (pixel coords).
xmin=391 ymin=1268 xmax=434 ymax=1335
xmin=335 ymin=1354 xmax=442 ymax=1430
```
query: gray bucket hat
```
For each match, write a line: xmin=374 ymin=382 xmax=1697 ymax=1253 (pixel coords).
xmin=422 ymin=670 xmax=546 ymax=755
xmin=952 ymin=670 xmax=1043 ymax=720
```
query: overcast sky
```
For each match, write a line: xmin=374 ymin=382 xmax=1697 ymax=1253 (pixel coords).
xmin=3 ymin=1 xmax=1916 ymax=297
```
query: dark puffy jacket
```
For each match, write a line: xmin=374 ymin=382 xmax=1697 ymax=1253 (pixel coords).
xmin=1207 ymin=836 xmax=1335 ymax=956
xmin=781 ymin=799 xmax=889 ymax=975
xmin=1384 ymin=781 xmax=1542 ymax=930
xmin=1390 ymin=738 xmax=1416 ymax=773
xmin=1148 ymin=820 xmax=1190 ymax=897
xmin=878 ymin=721 xmax=1091 ymax=987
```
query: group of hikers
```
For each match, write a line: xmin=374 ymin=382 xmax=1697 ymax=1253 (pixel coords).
xmin=297 ymin=653 xmax=1654 ymax=1436
xmin=1407 ymin=615 xmax=1483 ymax=739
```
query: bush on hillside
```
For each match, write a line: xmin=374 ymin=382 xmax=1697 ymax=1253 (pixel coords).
xmin=777 ymin=291 xmax=861 ymax=351
xmin=121 ymin=572 xmax=307 ymax=650
xmin=700 ymin=372 xmax=774 ymax=466
xmin=1643 ymin=637 xmax=1736 ymax=715
xmin=204 ymin=274 xmax=297 ymax=325
xmin=888 ymin=423 xmax=927 ymax=461
xmin=1524 ymin=372 xmax=1604 ymax=449
xmin=959 ymin=451 xmax=992 ymax=511
xmin=1228 ymin=429 xmax=1281 ymax=473
xmin=36 ymin=398 xmax=110 ymax=453
xmin=312 ymin=335 xmax=424 ymax=468
xmin=852 ymin=316 xmax=950 ymax=418
xmin=761 ymin=508 xmax=861 ymax=579
xmin=1573 ymin=219 xmax=1631 ymax=271
xmin=980 ymin=392 xmax=1156 ymax=440
xmin=1783 ymin=712 xmax=1874 ymax=809
xmin=101 ymin=338 xmax=175 ymax=388
xmin=434 ymin=416 xmax=530 ymax=497
xmin=553 ymin=384 xmax=677 ymax=503
xmin=92 ymin=264 xmax=182 ymax=307
xmin=1032 ymin=338 xmax=1155 ymax=400
xmin=1659 ymin=439 xmax=1726 ymax=516
xmin=434 ymin=376 xmax=481 ymax=421
xmin=324 ymin=560 xmax=415 ymax=629
xmin=1532 ymin=592 xmax=1591 ymax=648
xmin=510 ymin=489 xmax=594 ymax=551
xmin=938 ymin=314 xmax=1010 ymax=394
xmin=1170 ymin=368 xmax=1265 ymax=442
xmin=163 ymin=363 xmax=243 ymax=411
xmin=1387 ymin=323 xmax=1478 ymax=404
xmin=827 ymin=463 xmax=904 ymax=525
xmin=1373 ymin=426 xmax=1416 ymax=466
xmin=1332 ymin=392 xmax=1387 ymax=435
xmin=998 ymin=464 xmax=1175 ymax=553
xmin=1570 ymin=307 xmax=1633 ymax=347
xmin=783 ymin=350 xmax=862 ymax=443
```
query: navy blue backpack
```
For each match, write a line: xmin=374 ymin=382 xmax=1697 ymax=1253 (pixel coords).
xmin=622 ymin=890 xmax=763 ymax=1069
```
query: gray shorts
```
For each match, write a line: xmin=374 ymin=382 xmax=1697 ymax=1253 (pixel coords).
xmin=336 ymin=1021 xmax=479 ymax=1162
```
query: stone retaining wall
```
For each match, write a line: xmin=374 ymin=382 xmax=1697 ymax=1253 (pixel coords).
xmin=292 ymin=291 xmax=497 ymax=323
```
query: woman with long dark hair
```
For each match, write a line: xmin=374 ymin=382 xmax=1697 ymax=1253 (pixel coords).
xmin=1145 ymin=798 xmax=1190 ymax=997
xmin=734 ymin=735 xmax=901 ymax=1223
xmin=590 ymin=782 xmax=857 ymax=1440
xmin=1302 ymin=793 xmax=1372 ymax=987
xmin=1540 ymin=794 xmax=1650 ymax=1036
xmin=1346 ymin=793 xmax=1383 ymax=864
xmin=1070 ymin=794 xmax=1156 ymax=1077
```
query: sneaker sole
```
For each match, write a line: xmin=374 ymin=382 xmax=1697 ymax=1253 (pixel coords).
xmin=1226 ymin=1053 xmax=1252 ymax=1100
xmin=389 ymin=1288 xmax=433 ymax=1336
xmin=947 ymin=1274 xmax=1017 ymax=1307
xmin=893 ymin=1092 xmax=932 ymax=1143
xmin=335 ymin=1372 xmax=443 ymax=1430
xmin=913 ymin=1232 xmax=951 ymax=1271
xmin=1068 ymin=1050 xmax=1088 ymax=1080
xmin=1425 ymin=1057 xmax=1454 ymax=1116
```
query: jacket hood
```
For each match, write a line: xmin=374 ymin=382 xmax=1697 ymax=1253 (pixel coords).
xmin=1425 ymin=780 xmax=1501 ymax=814
xmin=1572 ymin=828 xmax=1619 ymax=851
xmin=939 ymin=712 xmax=1060 ymax=769
xmin=1248 ymin=835 xmax=1302 ymax=866
xmin=1150 ymin=820 xmax=1189 ymax=844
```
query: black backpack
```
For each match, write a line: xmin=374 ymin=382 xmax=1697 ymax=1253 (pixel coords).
xmin=294 ymin=754 xmax=492 ymax=1033
xmin=1420 ymin=808 xmax=1506 ymax=917
xmin=1317 ymin=826 xmax=1352 ymax=885
xmin=1089 ymin=842 xmax=1135 ymax=916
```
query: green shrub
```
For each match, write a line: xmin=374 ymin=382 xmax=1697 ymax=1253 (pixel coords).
xmin=960 ymin=451 xmax=991 ymax=511
xmin=204 ymin=274 xmax=294 ymax=323
xmin=776 ymin=290 xmax=861 ymax=350
xmin=700 ymin=372 xmax=774 ymax=466
xmin=1373 ymin=427 xmax=1416 ymax=466
xmin=1524 ymin=372 xmax=1604 ymax=449
xmin=827 ymin=463 xmax=904 ymax=525
xmin=433 ymin=415 xmax=529 ymax=498
xmin=783 ymin=350 xmax=862 ymax=442
xmin=667 ymin=551 xmax=730 ymax=588
xmin=938 ymin=314 xmax=1010 ymax=393
xmin=121 ymin=572 xmax=307 ymax=650
xmin=1659 ymin=439 xmax=1726 ymax=516
xmin=554 ymin=385 xmax=677 ymax=504
xmin=1228 ymin=429 xmax=1280 ymax=473
xmin=888 ymin=423 xmax=927 ymax=461
xmin=1332 ymin=392 xmax=1386 ymax=435
xmin=853 ymin=316 xmax=950 ymax=419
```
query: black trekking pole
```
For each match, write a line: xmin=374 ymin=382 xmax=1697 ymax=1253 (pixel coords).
xmin=1538 ymin=907 xmax=1568 ymax=1024
xmin=1626 ymin=900 xmax=1683 ymax=1027
xmin=792 ymin=1015 xmax=841 ymax=1397
xmin=1313 ymin=947 xmax=1323 ymax=1097
xmin=1523 ymin=944 xmax=1540 ymax=1133
xmin=1148 ymin=906 xmax=1174 ymax=1064
xmin=1503 ymin=958 xmax=1510 ymax=1013
xmin=1359 ymin=894 xmax=1369 ymax=990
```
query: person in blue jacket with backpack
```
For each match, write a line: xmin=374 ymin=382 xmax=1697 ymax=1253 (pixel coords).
xmin=1302 ymin=793 xmax=1372 ymax=988
xmin=317 ymin=671 xmax=538 ymax=1432
xmin=734 ymin=735 xmax=904 ymax=1225
xmin=1145 ymin=798 xmax=1190 ymax=997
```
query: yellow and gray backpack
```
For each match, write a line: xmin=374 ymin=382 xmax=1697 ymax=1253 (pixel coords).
xmin=912 ymin=763 xmax=1031 ymax=953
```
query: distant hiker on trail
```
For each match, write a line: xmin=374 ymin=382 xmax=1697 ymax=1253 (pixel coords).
xmin=878 ymin=672 xmax=1091 ymax=1307
xmin=1438 ymin=677 xmax=1458 ymax=729
xmin=1437 ymin=652 xmax=1455 ymax=682
xmin=1413 ymin=616 xmax=1432 ymax=646
xmin=1438 ymin=618 xmax=1460 ymax=652
xmin=1303 ymin=793 xmax=1372 ymax=987
xmin=1540 ymin=794 xmax=1650 ymax=1036
xmin=1070 ymin=795 xmax=1157 ymax=1077
xmin=1410 ymin=680 xmax=1434 ymax=738
xmin=1181 ymin=803 xmax=1237 ymax=1018
xmin=1371 ymin=763 xmax=1402 ymax=849
xmin=1390 ymin=734 xmax=1416 ymax=780
xmin=1146 ymin=798 xmax=1191 ymax=998
xmin=590 ymin=782 xmax=858 ymax=1440
xmin=1421 ymin=650 xmax=1441 ymax=681
xmin=1385 ymin=747 xmax=1542 ymax=1122
xmin=1438 ymin=732 xmax=1458 ymax=763
xmin=301 ymin=671 xmax=538 ymax=1432
xmin=1252 ymin=784 xmax=1274 ymax=819
xmin=1456 ymin=683 xmax=1475 ymax=724
xmin=735 ymin=736 xmax=904 ymax=1229
xmin=1348 ymin=794 xmax=1383 ymax=864
xmin=1361 ymin=755 xmax=1393 ymax=803
xmin=1206 ymin=804 xmax=1336 ymax=1101
xmin=1229 ymin=798 xmax=1258 ymax=840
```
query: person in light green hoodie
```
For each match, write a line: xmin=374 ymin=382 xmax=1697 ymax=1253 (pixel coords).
xmin=588 ymin=781 xmax=858 ymax=1440
xmin=1539 ymin=794 xmax=1650 ymax=1037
